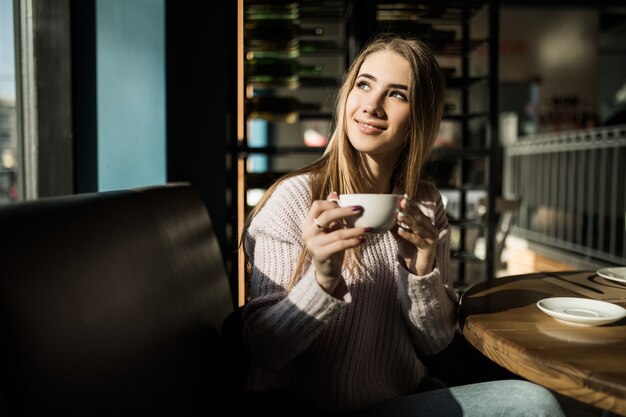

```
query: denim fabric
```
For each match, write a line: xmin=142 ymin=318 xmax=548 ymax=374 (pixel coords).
xmin=258 ymin=379 xmax=566 ymax=417
xmin=356 ymin=380 xmax=566 ymax=417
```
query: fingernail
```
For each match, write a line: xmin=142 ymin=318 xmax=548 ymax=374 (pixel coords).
xmin=398 ymin=221 xmax=410 ymax=230
xmin=358 ymin=236 xmax=366 ymax=244
xmin=364 ymin=227 xmax=373 ymax=233
xmin=352 ymin=205 xmax=363 ymax=211
xmin=403 ymin=193 xmax=409 ymax=201
xmin=398 ymin=211 xmax=407 ymax=220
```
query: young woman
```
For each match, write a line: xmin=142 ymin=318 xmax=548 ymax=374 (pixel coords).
xmin=241 ymin=34 xmax=565 ymax=417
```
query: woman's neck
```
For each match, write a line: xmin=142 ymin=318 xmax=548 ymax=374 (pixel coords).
xmin=361 ymin=154 xmax=395 ymax=193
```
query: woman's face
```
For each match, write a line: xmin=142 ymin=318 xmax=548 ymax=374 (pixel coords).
xmin=345 ymin=50 xmax=411 ymax=164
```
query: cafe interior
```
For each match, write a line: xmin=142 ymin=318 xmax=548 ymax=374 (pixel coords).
xmin=0 ymin=0 xmax=625 ymax=416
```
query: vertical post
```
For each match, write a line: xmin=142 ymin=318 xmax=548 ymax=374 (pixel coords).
xmin=71 ymin=0 xmax=98 ymax=194
xmin=15 ymin=0 xmax=74 ymax=199
xmin=237 ymin=0 xmax=246 ymax=306
xmin=485 ymin=0 xmax=500 ymax=281
xmin=14 ymin=0 xmax=38 ymax=201
xmin=458 ymin=0 xmax=469 ymax=286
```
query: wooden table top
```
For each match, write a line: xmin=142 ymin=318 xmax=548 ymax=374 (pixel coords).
xmin=460 ymin=270 xmax=626 ymax=416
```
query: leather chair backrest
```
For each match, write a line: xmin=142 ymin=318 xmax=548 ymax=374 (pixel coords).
xmin=0 ymin=184 xmax=234 ymax=416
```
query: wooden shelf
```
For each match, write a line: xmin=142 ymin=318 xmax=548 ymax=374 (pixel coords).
xmin=233 ymin=0 xmax=501 ymax=294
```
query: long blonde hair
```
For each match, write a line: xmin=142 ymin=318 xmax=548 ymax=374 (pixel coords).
xmin=243 ymin=34 xmax=445 ymax=287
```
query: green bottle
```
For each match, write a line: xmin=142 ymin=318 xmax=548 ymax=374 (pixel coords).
xmin=246 ymin=58 xmax=323 ymax=89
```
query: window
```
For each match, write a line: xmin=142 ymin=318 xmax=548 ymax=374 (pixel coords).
xmin=0 ymin=0 xmax=19 ymax=204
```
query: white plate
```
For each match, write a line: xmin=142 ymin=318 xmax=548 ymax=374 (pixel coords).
xmin=536 ymin=297 xmax=626 ymax=326
xmin=596 ymin=267 xmax=626 ymax=284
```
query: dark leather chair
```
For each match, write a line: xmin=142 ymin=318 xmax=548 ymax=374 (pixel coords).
xmin=0 ymin=184 xmax=234 ymax=416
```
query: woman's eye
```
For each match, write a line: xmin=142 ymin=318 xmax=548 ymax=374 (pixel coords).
xmin=390 ymin=91 xmax=407 ymax=101
xmin=355 ymin=80 xmax=370 ymax=90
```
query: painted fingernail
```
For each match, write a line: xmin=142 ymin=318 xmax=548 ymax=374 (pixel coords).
xmin=364 ymin=227 xmax=373 ymax=233
xmin=352 ymin=205 xmax=363 ymax=211
xmin=358 ymin=236 xmax=366 ymax=243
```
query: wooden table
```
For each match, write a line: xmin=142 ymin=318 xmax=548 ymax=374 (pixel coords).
xmin=460 ymin=270 xmax=626 ymax=416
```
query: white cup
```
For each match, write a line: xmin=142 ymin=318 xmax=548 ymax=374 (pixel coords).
xmin=337 ymin=193 xmax=403 ymax=234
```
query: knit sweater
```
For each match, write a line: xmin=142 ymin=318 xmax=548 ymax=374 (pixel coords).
xmin=242 ymin=174 xmax=458 ymax=412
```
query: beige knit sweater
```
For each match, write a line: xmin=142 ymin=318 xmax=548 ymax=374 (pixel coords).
xmin=243 ymin=174 xmax=458 ymax=412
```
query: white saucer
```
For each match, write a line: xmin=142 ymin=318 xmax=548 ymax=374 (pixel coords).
xmin=596 ymin=267 xmax=626 ymax=284
xmin=536 ymin=297 xmax=626 ymax=326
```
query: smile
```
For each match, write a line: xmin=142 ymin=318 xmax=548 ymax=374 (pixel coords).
xmin=355 ymin=119 xmax=387 ymax=133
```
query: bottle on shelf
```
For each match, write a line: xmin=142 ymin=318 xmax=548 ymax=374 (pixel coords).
xmin=246 ymin=40 xmax=346 ymax=60
xmin=246 ymin=42 xmax=300 ymax=60
xmin=245 ymin=1 xmax=346 ymax=21
xmin=376 ymin=3 xmax=442 ymax=21
xmin=245 ymin=2 xmax=299 ymax=21
xmin=299 ymin=1 xmax=346 ymax=19
xmin=375 ymin=3 xmax=472 ymax=25
xmin=245 ymin=20 xmax=323 ymax=41
xmin=246 ymin=58 xmax=323 ymax=89
xmin=246 ymin=96 xmax=322 ymax=124
xmin=299 ymin=39 xmax=345 ymax=55
xmin=245 ymin=20 xmax=324 ymax=59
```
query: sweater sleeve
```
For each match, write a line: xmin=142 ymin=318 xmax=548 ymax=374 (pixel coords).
xmin=396 ymin=185 xmax=458 ymax=355
xmin=242 ymin=176 xmax=350 ymax=371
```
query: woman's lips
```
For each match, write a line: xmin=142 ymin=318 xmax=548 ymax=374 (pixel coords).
xmin=355 ymin=119 xmax=386 ymax=134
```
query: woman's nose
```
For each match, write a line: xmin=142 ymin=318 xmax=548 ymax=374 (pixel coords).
xmin=361 ymin=100 xmax=385 ymax=118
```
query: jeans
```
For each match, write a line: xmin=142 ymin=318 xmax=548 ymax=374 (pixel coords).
xmin=356 ymin=380 xmax=566 ymax=417
xmin=255 ymin=379 xmax=566 ymax=417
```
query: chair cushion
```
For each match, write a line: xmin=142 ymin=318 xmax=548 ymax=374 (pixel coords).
xmin=0 ymin=184 xmax=233 ymax=416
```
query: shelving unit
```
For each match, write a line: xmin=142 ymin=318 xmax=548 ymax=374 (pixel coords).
xmin=368 ymin=0 xmax=501 ymax=288
xmin=233 ymin=0 xmax=500 ymax=301
xmin=234 ymin=0 xmax=349 ymax=304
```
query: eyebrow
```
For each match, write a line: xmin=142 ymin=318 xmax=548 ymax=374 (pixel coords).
xmin=357 ymin=73 xmax=408 ymax=90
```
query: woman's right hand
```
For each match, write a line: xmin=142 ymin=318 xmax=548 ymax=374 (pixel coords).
xmin=302 ymin=192 xmax=369 ymax=296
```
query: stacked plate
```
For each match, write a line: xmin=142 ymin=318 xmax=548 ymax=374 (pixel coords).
xmin=537 ymin=268 xmax=626 ymax=326
xmin=596 ymin=267 xmax=626 ymax=284
xmin=536 ymin=297 xmax=626 ymax=326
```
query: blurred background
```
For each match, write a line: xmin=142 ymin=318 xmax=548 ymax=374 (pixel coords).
xmin=1 ymin=0 xmax=625 ymax=301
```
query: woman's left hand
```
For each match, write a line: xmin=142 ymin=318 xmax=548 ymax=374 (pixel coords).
xmin=393 ymin=195 xmax=439 ymax=276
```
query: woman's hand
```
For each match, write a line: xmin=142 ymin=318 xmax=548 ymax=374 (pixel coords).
xmin=393 ymin=195 xmax=439 ymax=276
xmin=303 ymin=192 xmax=369 ymax=296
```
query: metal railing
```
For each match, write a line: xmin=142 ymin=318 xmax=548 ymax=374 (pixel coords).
xmin=504 ymin=125 xmax=626 ymax=265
